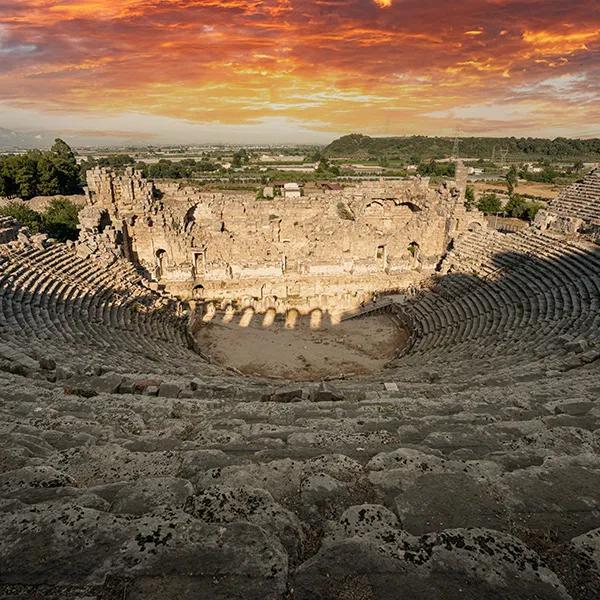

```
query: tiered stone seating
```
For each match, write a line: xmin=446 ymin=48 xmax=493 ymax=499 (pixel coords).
xmin=1 ymin=350 xmax=599 ymax=599
xmin=395 ymin=228 xmax=600 ymax=377
xmin=547 ymin=169 xmax=600 ymax=226
xmin=1 ymin=221 xmax=600 ymax=598
xmin=0 ymin=239 xmax=200 ymax=376
xmin=0 ymin=216 xmax=19 ymax=243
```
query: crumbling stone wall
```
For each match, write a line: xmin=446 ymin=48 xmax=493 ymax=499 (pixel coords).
xmin=84 ymin=166 xmax=484 ymax=300
xmin=0 ymin=217 xmax=19 ymax=244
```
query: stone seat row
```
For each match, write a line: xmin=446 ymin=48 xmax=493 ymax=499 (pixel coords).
xmin=0 ymin=241 xmax=205 ymax=376
xmin=399 ymin=228 xmax=600 ymax=362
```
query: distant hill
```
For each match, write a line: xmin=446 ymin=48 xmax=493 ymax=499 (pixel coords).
xmin=0 ymin=128 xmax=56 ymax=151
xmin=323 ymin=134 xmax=600 ymax=162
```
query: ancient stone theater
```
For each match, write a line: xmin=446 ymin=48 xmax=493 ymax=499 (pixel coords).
xmin=1 ymin=168 xmax=600 ymax=599
xmin=80 ymin=164 xmax=483 ymax=302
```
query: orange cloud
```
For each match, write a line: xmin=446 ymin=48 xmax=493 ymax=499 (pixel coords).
xmin=0 ymin=0 xmax=599 ymax=141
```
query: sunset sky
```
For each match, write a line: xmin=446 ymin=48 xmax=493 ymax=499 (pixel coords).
xmin=1 ymin=0 xmax=599 ymax=145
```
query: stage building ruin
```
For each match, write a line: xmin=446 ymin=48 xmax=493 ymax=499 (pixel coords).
xmin=80 ymin=164 xmax=485 ymax=307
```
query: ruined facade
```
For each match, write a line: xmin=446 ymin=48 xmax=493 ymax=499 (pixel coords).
xmin=0 ymin=216 xmax=19 ymax=244
xmin=83 ymin=166 xmax=485 ymax=302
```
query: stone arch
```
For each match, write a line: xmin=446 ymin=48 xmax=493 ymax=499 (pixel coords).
xmin=192 ymin=284 xmax=205 ymax=300
xmin=397 ymin=201 xmax=422 ymax=213
xmin=467 ymin=221 xmax=483 ymax=232
xmin=365 ymin=200 xmax=385 ymax=215
xmin=155 ymin=248 xmax=167 ymax=280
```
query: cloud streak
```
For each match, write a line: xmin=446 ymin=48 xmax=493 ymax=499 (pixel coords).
xmin=1 ymin=0 xmax=599 ymax=142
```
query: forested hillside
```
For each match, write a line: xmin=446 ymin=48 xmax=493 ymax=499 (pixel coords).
xmin=323 ymin=134 xmax=600 ymax=162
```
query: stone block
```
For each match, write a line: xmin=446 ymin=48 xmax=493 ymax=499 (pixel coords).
xmin=93 ymin=373 xmax=124 ymax=394
xmin=158 ymin=382 xmax=182 ymax=398
xmin=312 ymin=382 xmax=344 ymax=402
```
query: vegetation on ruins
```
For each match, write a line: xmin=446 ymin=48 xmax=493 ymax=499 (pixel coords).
xmin=476 ymin=193 xmax=503 ymax=215
xmin=42 ymin=197 xmax=82 ymax=240
xmin=336 ymin=201 xmax=355 ymax=221
xmin=323 ymin=133 xmax=600 ymax=161
xmin=464 ymin=186 xmax=476 ymax=211
xmin=0 ymin=139 xmax=81 ymax=200
xmin=476 ymin=192 xmax=543 ymax=221
xmin=0 ymin=197 xmax=82 ymax=241
xmin=503 ymin=195 xmax=544 ymax=222
xmin=0 ymin=202 xmax=43 ymax=233
xmin=417 ymin=160 xmax=456 ymax=178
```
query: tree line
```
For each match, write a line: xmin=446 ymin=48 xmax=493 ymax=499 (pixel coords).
xmin=0 ymin=139 xmax=81 ymax=200
xmin=324 ymin=134 xmax=600 ymax=162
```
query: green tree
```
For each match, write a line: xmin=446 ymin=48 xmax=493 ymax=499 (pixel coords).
xmin=14 ymin=156 xmax=38 ymax=199
xmin=525 ymin=201 xmax=544 ymax=221
xmin=231 ymin=149 xmax=249 ymax=169
xmin=0 ymin=138 xmax=81 ymax=199
xmin=316 ymin=158 xmax=340 ymax=176
xmin=506 ymin=165 xmax=518 ymax=196
xmin=49 ymin=138 xmax=80 ymax=194
xmin=504 ymin=194 xmax=528 ymax=219
xmin=0 ymin=201 xmax=43 ymax=233
xmin=42 ymin=197 xmax=81 ymax=241
xmin=464 ymin=186 xmax=476 ymax=211
xmin=37 ymin=154 xmax=62 ymax=196
xmin=477 ymin=193 xmax=502 ymax=214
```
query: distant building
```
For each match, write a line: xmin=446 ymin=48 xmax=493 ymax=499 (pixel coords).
xmin=283 ymin=182 xmax=302 ymax=199
xmin=319 ymin=182 xmax=344 ymax=191
xmin=259 ymin=154 xmax=306 ymax=163
xmin=524 ymin=163 xmax=543 ymax=173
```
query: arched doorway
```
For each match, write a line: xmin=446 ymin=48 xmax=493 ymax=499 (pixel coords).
xmin=408 ymin=241 xmax=420 ymax=259
xmin=155 ymin=249 xmax=167 ymax=280
xmin=192 ymin=284 xmax=205 ymax=300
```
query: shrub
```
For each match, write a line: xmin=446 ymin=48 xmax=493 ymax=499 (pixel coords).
xmin=337 ymin=202 xmax=355 ymax=221
xmin=0 ymin=201 xmax=43 ymax=233
xmin=42 ymin=198 xmax=81 ymax=241
xmin=477 ymin=193 xmax=502 ymax=214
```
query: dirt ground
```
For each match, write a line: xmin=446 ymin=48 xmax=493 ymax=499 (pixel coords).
xmin=472 ymin=180 xmax=559 ymax=200
xmin=194 ymin=313 xmax=407 ymax=380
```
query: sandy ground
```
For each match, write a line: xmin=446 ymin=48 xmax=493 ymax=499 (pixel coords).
xmin=195 ymin=313 xmax=407 ymax=380
xmin=472 ymin=180 xmax=559 ymax=200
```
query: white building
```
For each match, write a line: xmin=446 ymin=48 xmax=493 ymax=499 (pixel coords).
xmin=283 ymin=183 xmax=302 ymax=199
